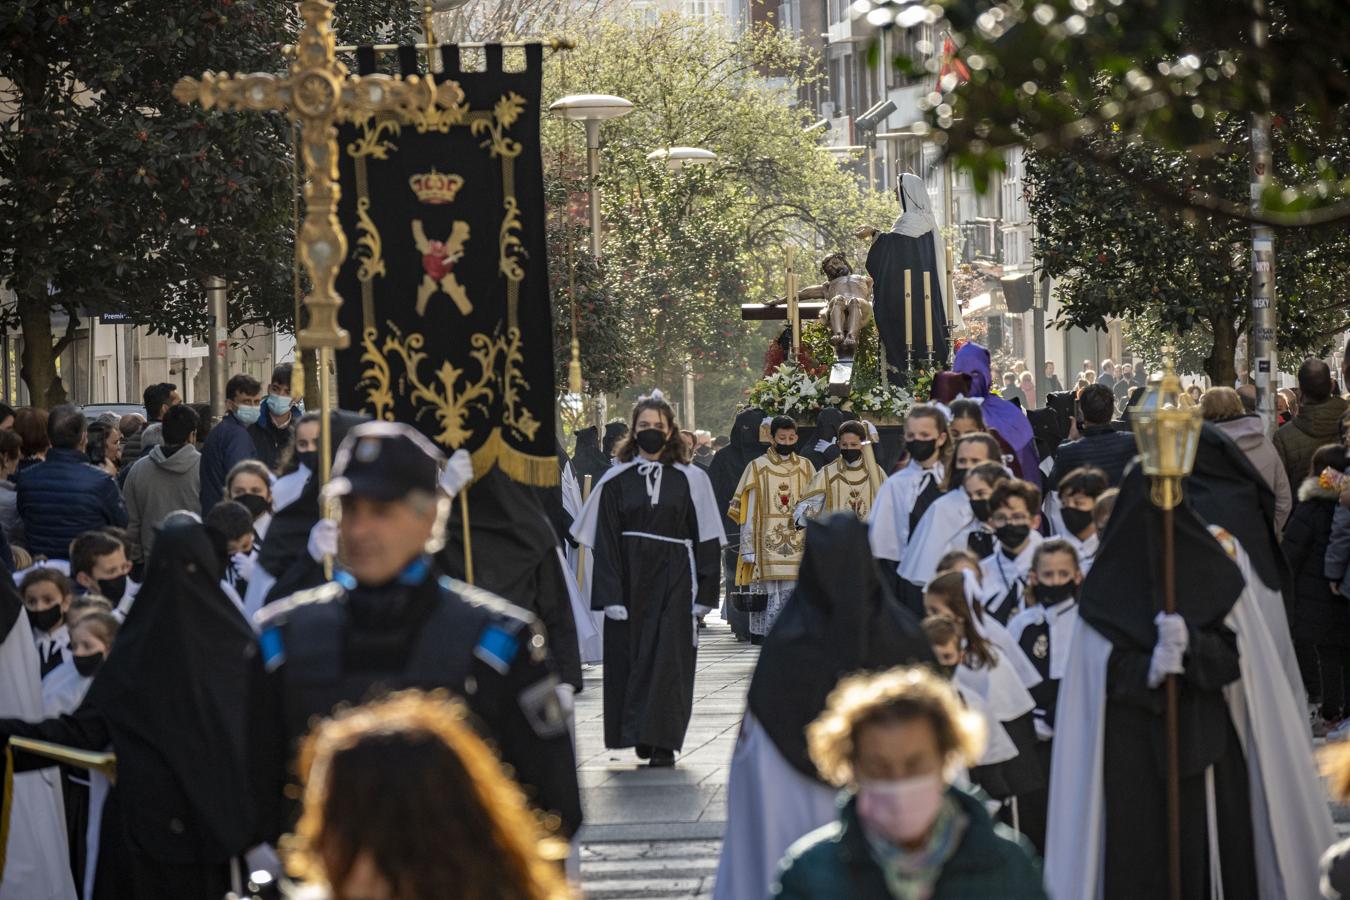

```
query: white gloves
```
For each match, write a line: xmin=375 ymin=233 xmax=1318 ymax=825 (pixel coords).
xmin=231 ymin=551 xmax=257 ymax=583
xmin=604 ymin=605 xmax=628 ymax=621
xmin=1033 ymin=718 xmax=1055 ymax=742
xmin=439 ymin=448 xmax=475 ymax=499
xmin=1148 ymin=612 xmax=1189 ymax=688
xmin=693 ymin=604 xmax=714 ymax=617
xmin=814 ymin=438 xmax=834 ymax=452
xmin=244 ymin=843 xmax=282 ymax=883
xmin=307 ymin=518 xmax=339 ymax=562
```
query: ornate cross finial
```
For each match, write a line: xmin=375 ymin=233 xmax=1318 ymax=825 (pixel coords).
xmin=173 ymin=0 xmax=467 ymax=351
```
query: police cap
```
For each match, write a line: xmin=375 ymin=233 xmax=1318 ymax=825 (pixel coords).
xmin=325 ymin=422 xmax=445 ymax=502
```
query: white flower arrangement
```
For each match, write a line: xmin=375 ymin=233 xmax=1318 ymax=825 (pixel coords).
xmin=747 ymin=363 xmax=915 ymax=421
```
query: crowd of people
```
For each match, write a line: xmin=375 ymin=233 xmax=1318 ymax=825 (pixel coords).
xmin=3 ymin=344 xmax=1350 ymax=899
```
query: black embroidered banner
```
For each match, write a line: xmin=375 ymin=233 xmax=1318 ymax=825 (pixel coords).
xmin=334 ymin=43 xmax=557 ymax=486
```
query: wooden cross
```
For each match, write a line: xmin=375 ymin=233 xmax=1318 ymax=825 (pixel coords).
xmin=172 ymin=0 xmax=466 ymax=355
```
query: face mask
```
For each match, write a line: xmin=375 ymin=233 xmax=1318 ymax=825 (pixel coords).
xmin=1060 ymin=506 xmax=1095 ymax=537
xmin=73 ymin=652 xmax=105 ymax=678
xmin=936 ymin=662 xmax=957 ymax=680
xmin=1278 ymin=412 xmax=1291 ymax=426
xmin=695 ymin=445 xmax=712 ymax=457
xmin=234 ymin=403 xmax=261 ymax=426
xmin=235 ymin=492 xmax=271 ymax=520
xmin=969 ymin=498 xmax=991 ymax=522
xmin=857 ymin=774 xmax=945 ymax=845
xmin=994 ymin=523 xmax=1031 ymax=549
xmin=634 ymin=428 xmax=667 ymax=454
xmin=297 ymin=450 xmax=320 ymax=474
xmin=905 ymin=438 xmax=938 ymax=463
xmin=28 ymin=604 xmax=62 ymax=632
xmin=840 ymin=447 xmax=863 ymax=464
xmin=264 ymin=394 xmax=291 ymax=417
xmin=1033 ymin=581 xmax=1078 ymax=606
xmin=97 ymin=575 xmax=128 ymax=604
xmin=774 ymin=442 xmax=797 ymax=457
xmin=947 ymin=468 xmax=967 ymax=492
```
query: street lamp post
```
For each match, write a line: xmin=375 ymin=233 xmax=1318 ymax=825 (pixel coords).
xmin=1128 ymin=352 xmax=1203 ymax=900
xmin=549 ymin=94 xmax=634 ymax=257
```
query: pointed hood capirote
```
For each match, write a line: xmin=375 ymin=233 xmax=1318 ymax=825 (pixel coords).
xmin=572 ymin=425 xmax=609 ymax=483
xmin=952 ymin=342 xmax=1041 ymax=486
xmin=709 ymin=408 xmax=767 ymax=533
xmin=747 ymin=513 xmax=933 ymax=781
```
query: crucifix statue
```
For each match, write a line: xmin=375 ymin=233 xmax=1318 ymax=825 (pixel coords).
xmin=172 ymin=0 xmax=466 ymax=484
xmin=767 ymin=252 xmax=873 ymax=357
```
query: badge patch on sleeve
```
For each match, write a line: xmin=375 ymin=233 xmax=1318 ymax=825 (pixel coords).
xmin=474 ymin=624 xmax=519 ymax=674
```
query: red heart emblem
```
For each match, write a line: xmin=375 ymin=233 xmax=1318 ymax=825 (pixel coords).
xmin=422 ymin=240 xmax=452 ymax=281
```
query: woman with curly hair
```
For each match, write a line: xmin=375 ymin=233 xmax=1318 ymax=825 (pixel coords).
xmin=289 ymin=691 xmax=572 ymax=900
xmin=773 ymin=667 xmax=1046 ymax=899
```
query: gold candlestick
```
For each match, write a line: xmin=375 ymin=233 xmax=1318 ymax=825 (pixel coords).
xmin=903 ymin=269 xmax=913 ymax=365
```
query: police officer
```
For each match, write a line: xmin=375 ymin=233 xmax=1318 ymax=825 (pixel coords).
xmin=248 ymin=422 xmax=582 ymax=845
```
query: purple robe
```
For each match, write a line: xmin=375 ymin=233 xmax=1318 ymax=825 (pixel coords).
xmin=953 ymin=343 xmax=1041 ymax=487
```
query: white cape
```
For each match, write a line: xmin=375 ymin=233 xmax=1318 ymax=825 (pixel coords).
xmin=1044 ymin=567 xmax=1334 ymax=899
xmin=570 ymin=460 xmax=726 ymax=549
xmin=898 ymin=489 xmax=977 ymax=587
xmin=713 ymin=713 xmax=838 ymax=900
xmin=0 ymin=608 xmax=77 ymax=900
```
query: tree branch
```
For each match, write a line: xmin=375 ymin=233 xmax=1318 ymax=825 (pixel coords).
xmin=51 ymin=304 xmax=80 ymax=357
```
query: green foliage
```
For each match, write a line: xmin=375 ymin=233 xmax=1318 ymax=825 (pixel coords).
xmin=1025 ymin=111 xmax=1350 ymax=383
xmin=544 ymin=15 xmax=894 ymax=412
xmin=0 ymin=0 xmax=418 ymax=402
xmin=928 ymin=0 xmax=1350 ymax=221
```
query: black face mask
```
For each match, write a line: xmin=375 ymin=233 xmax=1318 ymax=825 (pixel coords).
xmin=969 ymin=498 xmax=991 ymax=522
xmin=297 ymin=450 xmax=320 ymax=474
xmin=695 ymin=445 xmax=712 ymax=457
xmin=73 ymin=652 xmax=105 ymax=678
xmin=1033 ymin=581 xmax=1078 ymax=606
xmin=905 ymin=438 xmax=938 ymax=463
xmin=936 ymin=662 xmax=957 ymax=680
xmin=1061 ymin=506 xmax=1095 ymax=537
xmin=948 ymin=468 xmax=968 ymax=492
xmin=28 ymin=604 xmax=62 ymax=632
xmin=774 ymin=442 xmax=797 ymax=457
xmin=235 ymin=492 xmax=271 ymax=520
xmin=634 ymin=429 xmax=667 ymax=454
xmin=840 ymin=447 xmax=863 ymax=464
xmin=97 ymin=575 xmax=127 ymax=604
xmin=994 ymin=523 xmax=1032 ymax=549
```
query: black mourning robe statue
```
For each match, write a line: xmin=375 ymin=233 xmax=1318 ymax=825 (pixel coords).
xmin=866 ymin=172 xmax=948 ymax=381
xmin=576 ymin=461 xmax=722 ymax=752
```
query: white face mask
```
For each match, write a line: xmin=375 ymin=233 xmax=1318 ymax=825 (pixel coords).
xmin=856 ymin=774 xmax=945 ymax=845
xmin=234 ymin=403 xmax=261 ymax=426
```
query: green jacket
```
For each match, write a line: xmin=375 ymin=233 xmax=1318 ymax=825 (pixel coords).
xmin=1273 ymin=396 xmax=1348 ymax=493
xmin=772 ymin=787 xmax=1047 ymax=900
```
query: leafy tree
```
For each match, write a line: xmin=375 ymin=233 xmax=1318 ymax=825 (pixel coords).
xmin=1026 ymin=110 xmax=1350 ymax=384
xmin=0 ymin=0 xmax=418 ymax=405
xmin=924 ymin=0 xmax=1350 ymax=223
xmin=545 ymin=15 xmax=894 ymax=419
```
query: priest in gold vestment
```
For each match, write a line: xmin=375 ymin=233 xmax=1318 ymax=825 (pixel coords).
xmin=728 ymin=415 xmax=815 ymax=638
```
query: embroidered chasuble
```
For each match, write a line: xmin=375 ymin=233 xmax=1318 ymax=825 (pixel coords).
xmin=797 ymin=455 xmax=885 ymax=522
xmin=729 ymin=450 xmax=815 ymax=585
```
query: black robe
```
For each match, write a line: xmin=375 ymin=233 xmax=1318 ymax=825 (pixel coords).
xmin=866 ymin=233 xmax=948 ymax=379
xmin=572 ymin=426 xmax=610 ymax=485
xmin=708 ymin=409 xmax=766 ymax=639
xmin=1081 ymin=467 xmax=1257 ymax=899
xmin=589 ymin=465 xmax=720 ymax=751
xmin=440 ymin=468 xmax=582 ymax=691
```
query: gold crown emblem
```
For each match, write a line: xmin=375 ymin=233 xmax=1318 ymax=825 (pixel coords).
xmin=408 ymin=169 xmax=464 ymax=205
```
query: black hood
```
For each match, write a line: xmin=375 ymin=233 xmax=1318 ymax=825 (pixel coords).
xmin=1185 ymin=422 xmax=1288 ymax=593
xmin=1082 ymin=465 xmax=1244 ymax=651
xmin=710 ymin=408 xmax=767 ymax=531
xmin=572 ymin=425 xmax=609 ymax=483
xmin=602 ymin=422 xmax=628 ymax=456
xmin=748 ymin=514 xmax=933 ymax=781
xmin=87 ymin=522 xmax=258 ymax=859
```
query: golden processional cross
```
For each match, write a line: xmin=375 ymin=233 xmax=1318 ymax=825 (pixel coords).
xmin=171 ymin=0 xmax=466 ymax=479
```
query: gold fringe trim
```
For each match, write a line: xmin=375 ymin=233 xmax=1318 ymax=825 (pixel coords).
xmin=0 ymin=745 xmax=12 ymax=877
xmin=469 ymin=429 xmax=559 ymax=487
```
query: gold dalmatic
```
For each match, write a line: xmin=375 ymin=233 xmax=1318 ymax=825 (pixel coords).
xmin=729 ymin=450 xmax=815 ymax=584
xmin=799 ymin=455 xmax=885 ymax=521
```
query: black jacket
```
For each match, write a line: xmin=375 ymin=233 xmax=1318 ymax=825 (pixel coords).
xmin=1046 ymin=425 xmax=1138 ymax=490
xmin=1283 ymin=480 xmax=1349 ymax=645
xmin=247 ymin=409 xmax=299 ymax=471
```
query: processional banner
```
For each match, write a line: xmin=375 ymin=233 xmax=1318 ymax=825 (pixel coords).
xmin=334 ymin=43 xmax=557 ymax=486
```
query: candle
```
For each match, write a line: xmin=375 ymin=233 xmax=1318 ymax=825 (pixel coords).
xmin=904 ymin=270 xmax=913 ymax=356
xmin=923 ymin=272 xmax=934 ymax=351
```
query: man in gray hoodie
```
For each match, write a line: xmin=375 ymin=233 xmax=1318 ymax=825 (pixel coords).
xmin=122 ymin=404 xmax=202 ymax=563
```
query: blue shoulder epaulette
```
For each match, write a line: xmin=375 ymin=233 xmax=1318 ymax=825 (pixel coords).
xmin=253 ymin=581 xmax=345 ymax=672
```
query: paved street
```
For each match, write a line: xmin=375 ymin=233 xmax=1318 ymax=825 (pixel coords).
xmin=575 ymin=615 xmax=757 ymax=899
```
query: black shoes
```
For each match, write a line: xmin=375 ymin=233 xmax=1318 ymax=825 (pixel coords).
xmin=635 ymin=744 xmax=652 ymax=760
xmin=649 ymin=747 xmax=676 ymax=768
